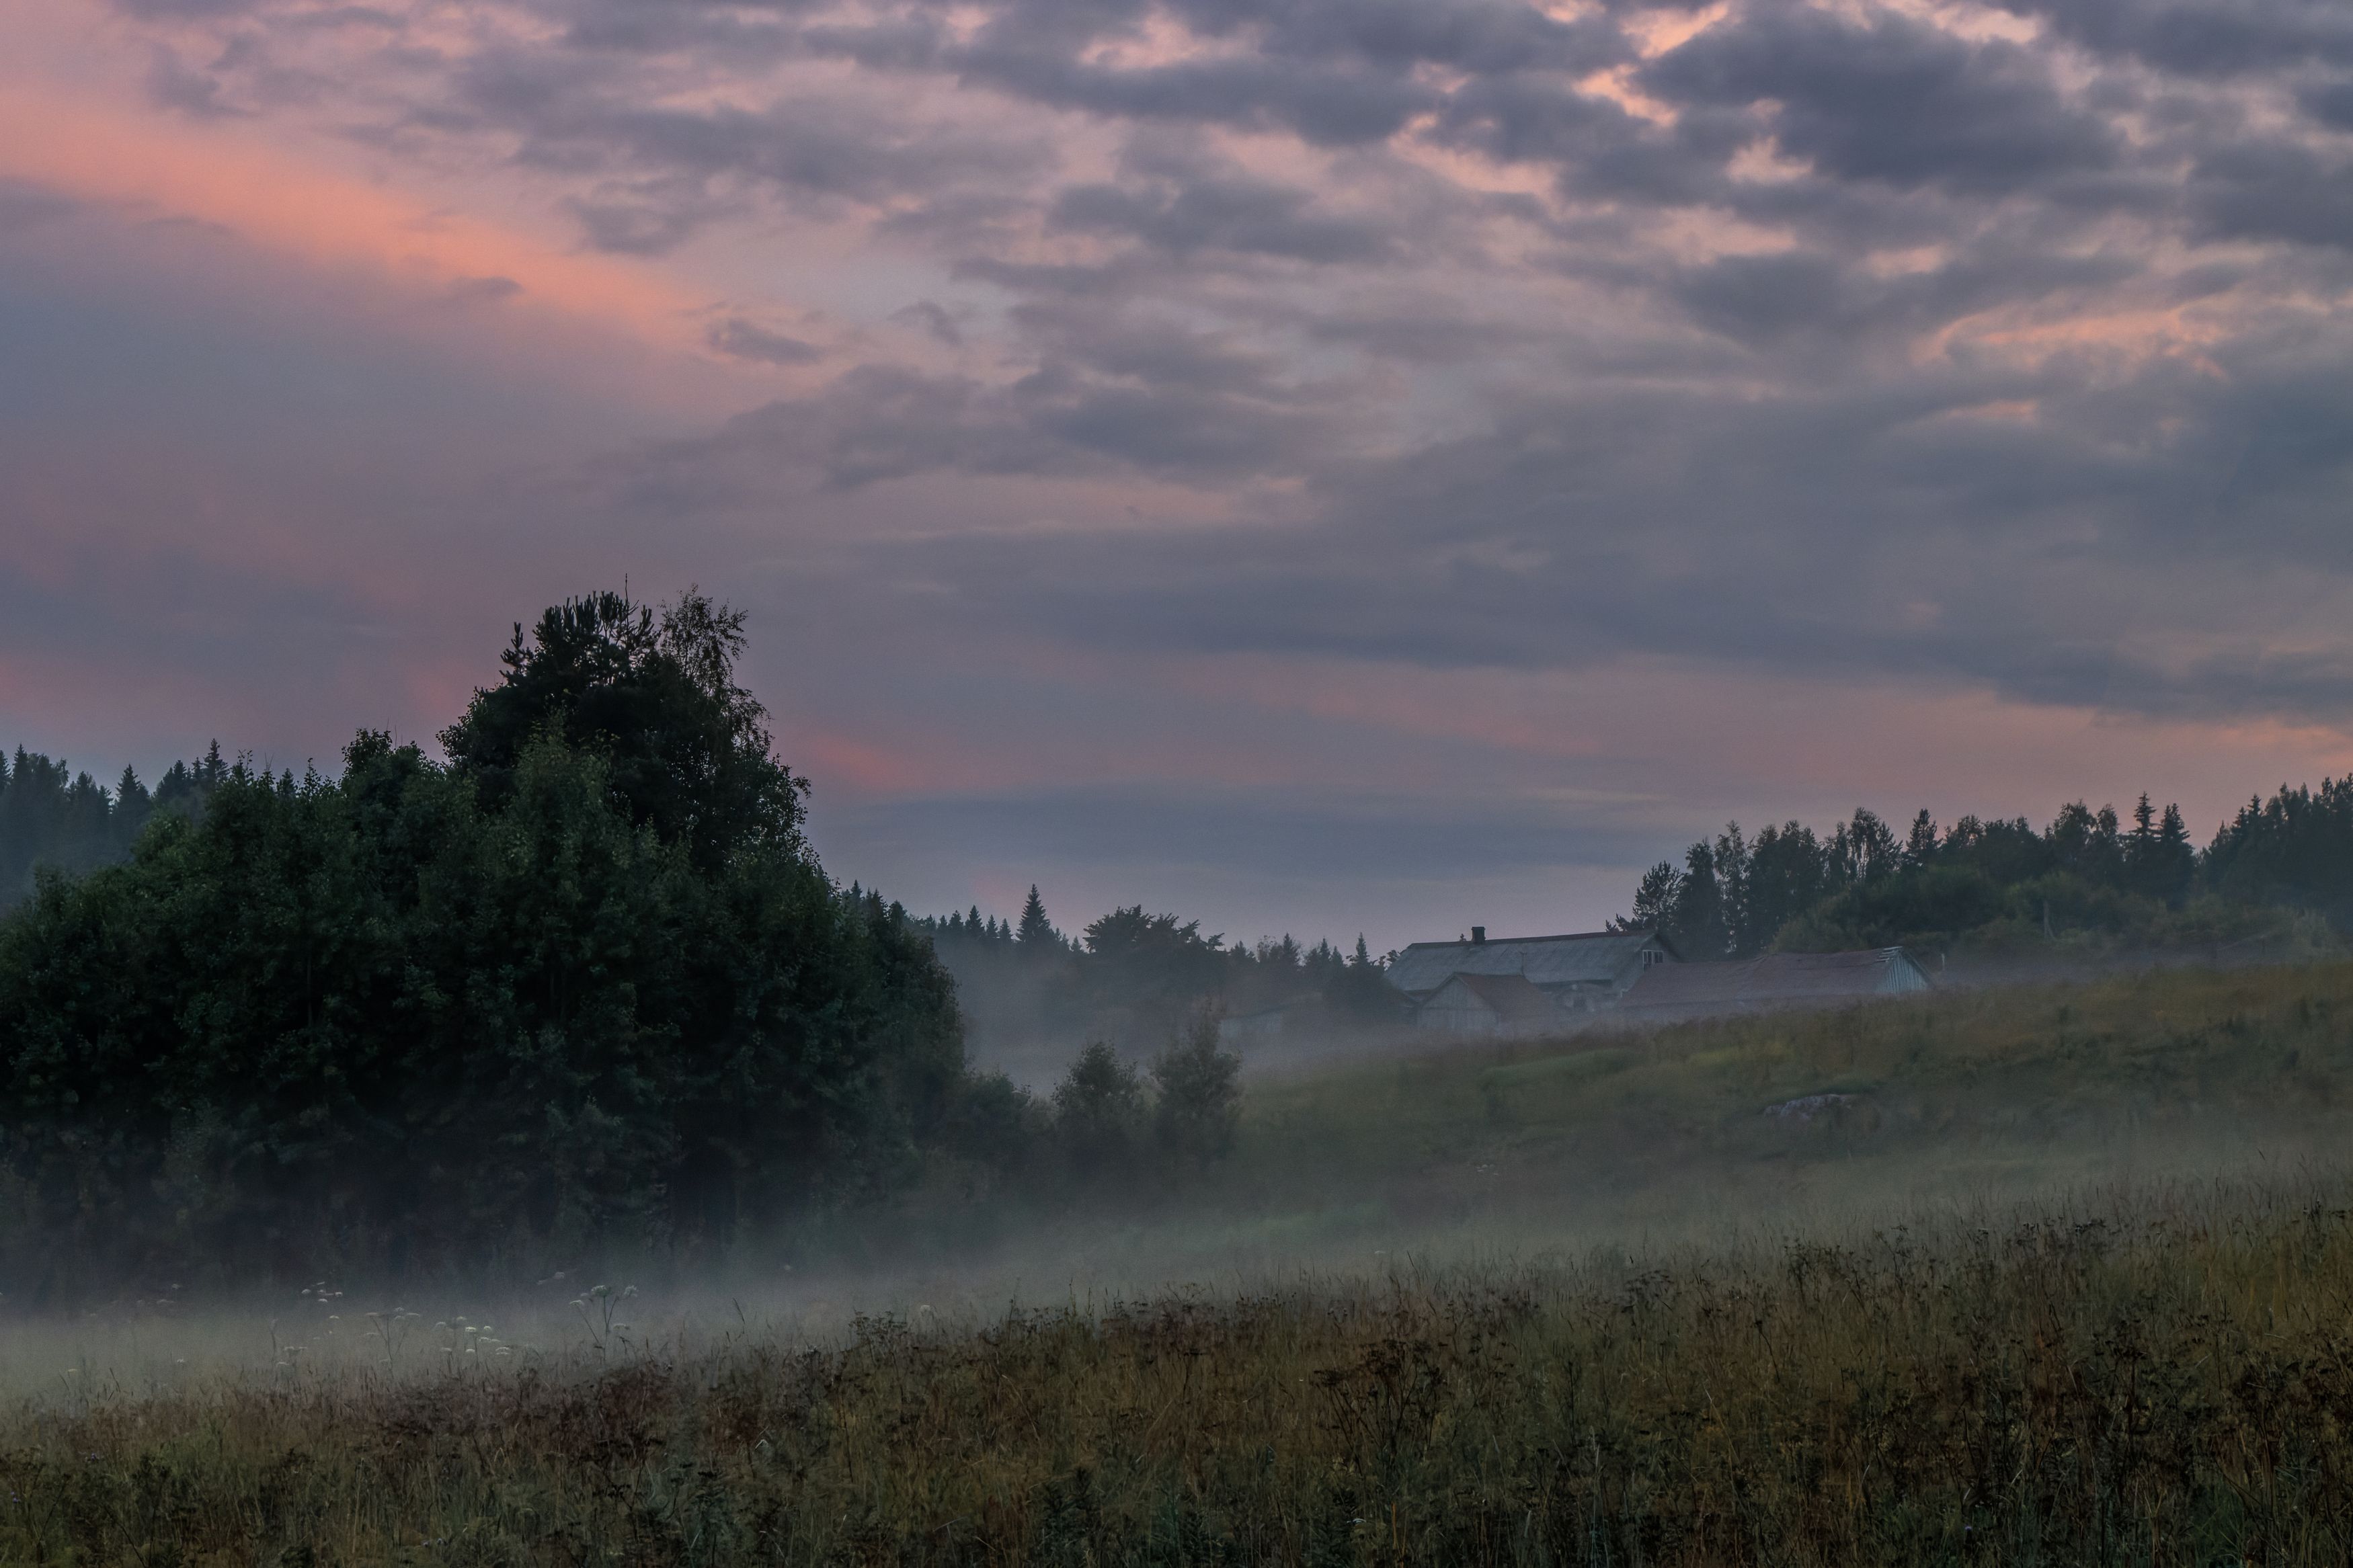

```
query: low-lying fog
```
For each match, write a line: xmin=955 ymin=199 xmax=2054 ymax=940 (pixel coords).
xmin=14 ymin=960 xmax=2351 ymax=1403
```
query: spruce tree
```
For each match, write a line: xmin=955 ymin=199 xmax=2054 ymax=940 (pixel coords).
xmin=2154 ymin=802 xmax=2195 ymax=906
xmin=1016 ymin=884 xmax=1058 ymax=949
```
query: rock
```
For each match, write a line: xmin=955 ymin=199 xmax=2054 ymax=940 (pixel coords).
xmin=1763 ymin=1092 xmax=1856 ymax=1123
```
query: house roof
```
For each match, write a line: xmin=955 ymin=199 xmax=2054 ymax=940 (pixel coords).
xmin=1618 ymin=948 xmax=1929 ymax=1012
xmin=1433 ymin=971 xmax=1562 ymax=1024
xmin=1388 ymin=929 xmax=1667 ymax=997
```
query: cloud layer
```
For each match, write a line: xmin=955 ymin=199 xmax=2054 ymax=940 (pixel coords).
xmin=7 ymin=0 xmax=2353 ymax=943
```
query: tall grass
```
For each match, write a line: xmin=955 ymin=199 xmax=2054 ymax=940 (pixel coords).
xmin=1200 ymin=958 xmax=2353 ymax=1254
xmin=12 ymin=961 xmax=2353 ymax=1563
xmin=11 ymin=1183 xmax=2353 ymax=1563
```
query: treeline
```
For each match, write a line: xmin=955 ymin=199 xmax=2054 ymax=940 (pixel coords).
xmin=915 ymin=891 xmax=1399 ymax=1071
xmin=0 ymin=591 xmax=1240 ymax=1301
xmin=0 ymin=745 xmax=228 ymax=907
xmin=1627 ymin=790 xmax=2341 ymax=961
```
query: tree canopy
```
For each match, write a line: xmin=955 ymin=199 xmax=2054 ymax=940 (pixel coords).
xmin=440 ymin=588 xmax=807 ymax=871
xmin=0 ymin=743 xmax=223 ymax=909
xmin=0 ymin=592 xmax=960 ymax=1296
xmin=1622 ymin=788 xmax=2307 ymax=960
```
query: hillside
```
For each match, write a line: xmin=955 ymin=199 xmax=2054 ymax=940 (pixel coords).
xmin=944 ymin=958 xmax=2353 ymax=1287
xmin=6 ymin=962 xmax=2353 ymax=1564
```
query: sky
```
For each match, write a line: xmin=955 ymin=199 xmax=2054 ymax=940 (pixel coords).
xmin=6 ymin=0 xmax=2353 ymax=952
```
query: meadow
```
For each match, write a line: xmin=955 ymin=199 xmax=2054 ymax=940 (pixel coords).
xmin=11 ymin=960 xmax=2353 ymax=1565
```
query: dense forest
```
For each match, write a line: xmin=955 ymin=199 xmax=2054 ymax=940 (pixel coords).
xmin=0 ymin=593 xmax=1236 ymax=1298
xmin=932 ymin=786 xmax=2353 ymax=1069
xmin=0 ymin=743 xmax=227 ymax=908
xmin=18 ymin=716 xmax=2353 ymax=1056
xmin=1626 ymin=791 xmax=2347 ymax=963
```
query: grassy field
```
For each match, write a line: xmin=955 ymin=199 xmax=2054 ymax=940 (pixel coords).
xmin=11 ymin=961 xmax=2353 ymax=1564
xmin=969 ymin=956 xmax=2353 ymax=1283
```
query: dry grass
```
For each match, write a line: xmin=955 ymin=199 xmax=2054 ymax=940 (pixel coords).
xmin=11 ymin=1190 xmax=2353 ymax=1564
xmin=13 ymin=961 xmax=2353 ymax=1564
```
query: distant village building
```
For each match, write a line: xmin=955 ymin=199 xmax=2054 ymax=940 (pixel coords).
xmin=1414 ymin=972 xmax=1566 ymax=1037
xmin=1613 ymin=948 xmax=1932 ymax=1025
xmin=1388 ymin=927 xmax=1675 ymax=1032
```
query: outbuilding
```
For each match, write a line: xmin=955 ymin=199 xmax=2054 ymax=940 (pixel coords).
xmin=1613 ymin=947 xmax=1932 ymax=1025
xmin=1415 ymin=971 xmax=1566 ymax=1037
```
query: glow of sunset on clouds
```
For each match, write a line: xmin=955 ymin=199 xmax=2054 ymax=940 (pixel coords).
xmin=0 ymin=89 xmax=715 ymax=353
xmin=6 ymin=0 xmax=2353 ymax=946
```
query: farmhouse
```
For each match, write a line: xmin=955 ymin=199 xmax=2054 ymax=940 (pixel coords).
xmin=1613 ymin=947 xmax=1933 ymax=1025
xmin=1389 ymin=927 xmax=1675 ymax=1031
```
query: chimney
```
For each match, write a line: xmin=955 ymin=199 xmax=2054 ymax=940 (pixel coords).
xmin=1471 ymin=926 xmax=1486 ymax=945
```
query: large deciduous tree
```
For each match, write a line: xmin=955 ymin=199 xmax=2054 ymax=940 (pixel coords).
xmin=440 ymin=588 xmax=807 ymax=871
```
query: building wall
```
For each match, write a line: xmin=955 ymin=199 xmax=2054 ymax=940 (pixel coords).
xmin=1417 ymin=980 xmax=1560 ymax=1037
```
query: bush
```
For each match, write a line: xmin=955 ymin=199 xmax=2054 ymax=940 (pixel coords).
xmin=940 ymin=1071 xmax=1047 ymax=1182
xmin=1050 ymin=1042 xmax=1148 ymax=1182
xmin=1151 ymin=1013 xmax=1241 ymax=1169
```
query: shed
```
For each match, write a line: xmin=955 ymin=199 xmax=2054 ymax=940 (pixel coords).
xmin=1416 ymin=971 xmax=1566 ymax=1038
xmin=1614 ymin=948 xmax=1932 ymax=1024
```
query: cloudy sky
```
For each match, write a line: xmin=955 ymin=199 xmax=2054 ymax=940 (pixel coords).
xmin=7 ymin=0 xmax=2353 ymax=948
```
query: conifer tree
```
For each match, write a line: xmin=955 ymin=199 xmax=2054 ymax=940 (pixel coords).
xmin=1016 ymin=884 xmax=1058 ymax=949
xmin=2153 ymin=802 xmax=2195 ymax=905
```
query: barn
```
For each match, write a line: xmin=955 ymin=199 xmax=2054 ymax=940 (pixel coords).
xmin=1388 ymin=927 xmax=1676 ymax=1030
xmin=1613 ymin=948 xmax=1932 ymax=1025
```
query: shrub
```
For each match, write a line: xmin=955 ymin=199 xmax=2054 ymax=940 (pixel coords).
xmin=1150 ymin=1013 xmax=1242 ymax=1170
xmin=1050 ymin=1042 xmax=1148 ymax=1182
xmin=940 ymin=1071 xmax=1047 ymax=1182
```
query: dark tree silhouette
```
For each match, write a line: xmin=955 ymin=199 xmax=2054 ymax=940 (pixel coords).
xmin=440 ymin=587 xmax=806 ymax=871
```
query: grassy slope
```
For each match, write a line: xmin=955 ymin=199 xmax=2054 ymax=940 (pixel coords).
xmin=1019 ymin=960 xmax=2353 ymax=1280
xmin=11 ymin=962 xmax=2353 ymax=1564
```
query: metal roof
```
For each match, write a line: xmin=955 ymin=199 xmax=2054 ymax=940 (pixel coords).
xmin=1617 ymin=948 xmax=1931 ymax=1015
xmin=1387 ymin=929 xmax=1665 ymax=997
